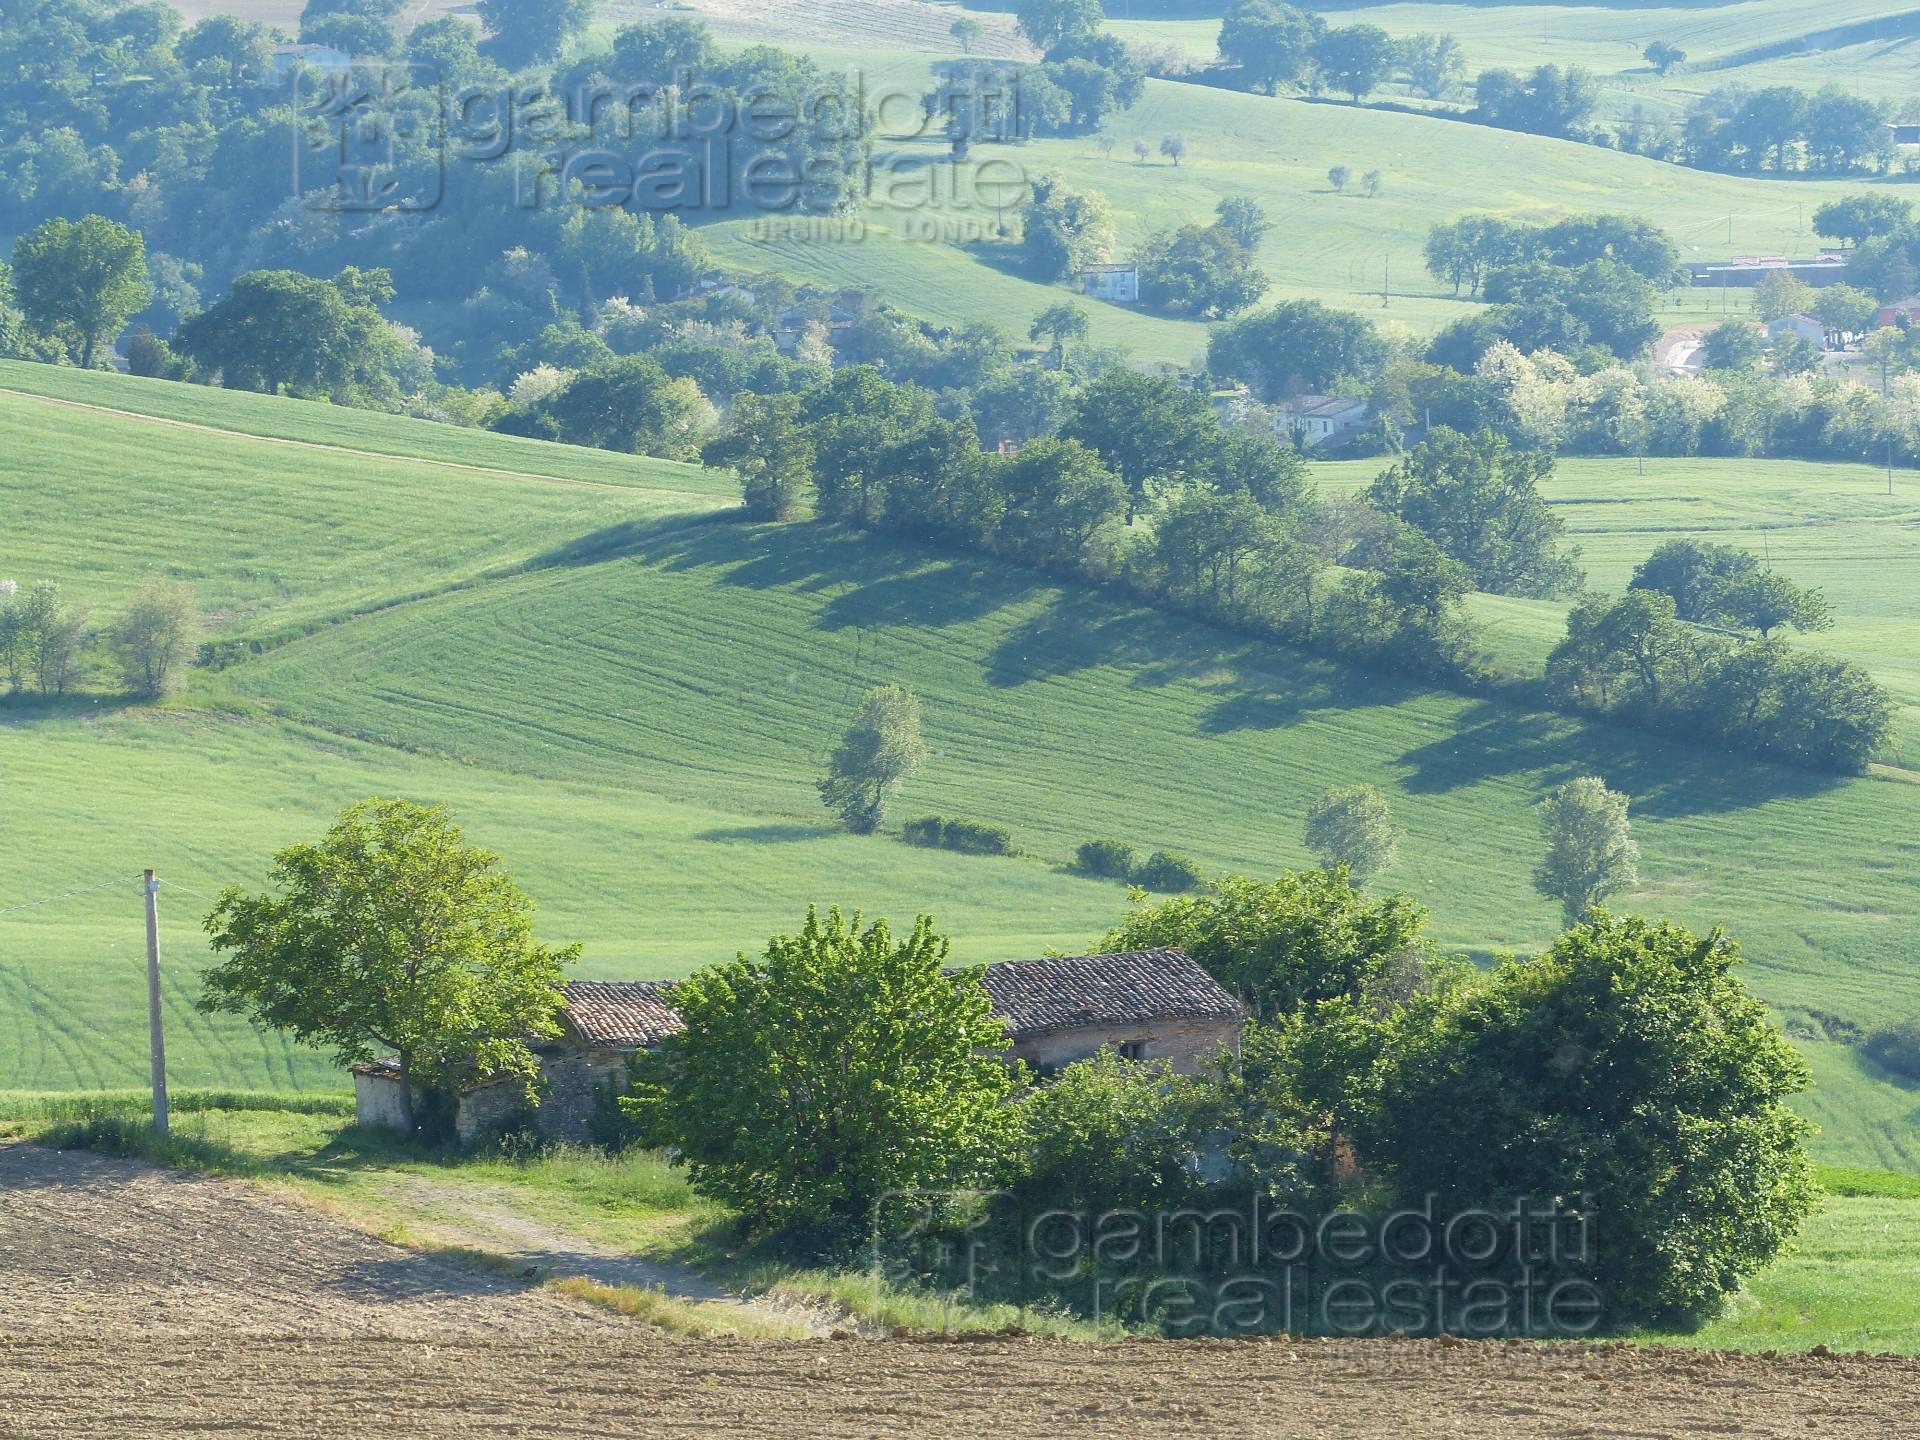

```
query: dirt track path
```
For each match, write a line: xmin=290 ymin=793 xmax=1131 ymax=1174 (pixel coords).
xmin=3 ymin=1143 xmax=1918 ymax=1438
xmin=360 ymin=1170 xmax=829 ymax=1333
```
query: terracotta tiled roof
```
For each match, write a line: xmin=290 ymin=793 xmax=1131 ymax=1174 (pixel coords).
xmin=975 ymin=947 xmax=1243 ymax=1038
xmin=548 ymin=949 xmax=1241 ymax=1051
xmin=560 ymin=979 xmax=686 ymax=1049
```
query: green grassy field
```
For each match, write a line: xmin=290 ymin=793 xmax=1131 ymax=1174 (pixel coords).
xmin=700 ymin=69 xmax=1873 ymax=355
xmin=1320 ymin=451 xmax=1920 ymax=769
xmin=5 ymin=365 xmax=1919 ymax=1169
xmin=1112 ymin=0 xmax=1920 ymax=125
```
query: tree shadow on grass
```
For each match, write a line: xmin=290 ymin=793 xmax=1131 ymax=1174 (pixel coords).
xmin=613 ymin=518 xmax=1048 ymax=630
xmin=1393 ymin=699 xmax=1844 ymax=819
xmin=693 ymin=823 xmax=837 ymax=843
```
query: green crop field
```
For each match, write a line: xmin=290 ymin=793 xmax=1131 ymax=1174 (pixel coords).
xmin=4 ymin=365 xmax=1920 ymax=1170
xmin=701 ymin=68 xmax=1872 ymax=353
xmin=1319 ymin=451 xmax=1920 ymax=769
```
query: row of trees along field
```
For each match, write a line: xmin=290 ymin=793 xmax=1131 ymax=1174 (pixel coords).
xmin=1183 ymin=1 xmax=1900 ymax=176
xmin=700 ymin=352 xmax=1893 ymax=773
xmin=197 ymin=795 xmax=1816 ymax=1333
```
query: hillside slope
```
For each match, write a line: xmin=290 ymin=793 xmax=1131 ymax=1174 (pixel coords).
xmin=4 ymin=368 xmax=1918 ymax=1166
xmin=708 ymin=71 xmax=1874 ymax=351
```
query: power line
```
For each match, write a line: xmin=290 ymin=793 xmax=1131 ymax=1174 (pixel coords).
xmin=0 ymin=876 xmax=143 ymax=918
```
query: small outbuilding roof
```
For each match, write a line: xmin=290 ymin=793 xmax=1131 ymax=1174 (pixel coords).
xmin=1279 ymin=394 xmax=1367 ymax=418
xmin=560 ymin=979 xmax=686 ymax=1049
xmin=541 ymin=949 xmax=1242 ymax=1052
xmin=976 ymin=947 xmax=1244 ymax=1038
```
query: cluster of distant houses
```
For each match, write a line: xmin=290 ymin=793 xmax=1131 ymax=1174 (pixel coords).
xmin=353 ymin=947 xmax=1248 ymax=1144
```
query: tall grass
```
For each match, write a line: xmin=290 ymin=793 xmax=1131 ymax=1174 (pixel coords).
xmin=0 ymin=1088 xmax=354 ymax=1122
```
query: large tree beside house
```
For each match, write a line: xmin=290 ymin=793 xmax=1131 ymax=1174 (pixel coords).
xmin=625 ymin=906 xmax=1020 ymax=1233
xmin=200 ymin=799 xmax=577 ymax=1133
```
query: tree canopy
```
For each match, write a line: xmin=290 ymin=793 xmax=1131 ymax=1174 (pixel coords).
xmin=626 ymin=907 xmax=1018 ymax=1232
xmin=200 ymin=799 xmax=576 ymax=1132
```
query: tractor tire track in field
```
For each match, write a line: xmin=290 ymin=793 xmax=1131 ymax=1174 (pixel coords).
xmin=0 ymin=388 xmax=726 ymax=502
xmin=5 ymin=1142 xmax=1920 ymax=1437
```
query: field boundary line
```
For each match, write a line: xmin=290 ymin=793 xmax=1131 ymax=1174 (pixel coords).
xmin=0 ymin=387 xmax=729 ymax=502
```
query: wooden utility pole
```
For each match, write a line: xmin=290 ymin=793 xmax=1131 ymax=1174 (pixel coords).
xmin=144 ymin=868 xmax=169 ymax=1136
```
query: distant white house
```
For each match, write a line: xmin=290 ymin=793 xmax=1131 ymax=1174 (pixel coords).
xmin=1275 ymin=394 xmax=1369 ymax=448
xmin=269 ymin=43 xmax=354 ymax=80
xmin=1764 ymin=314 xmax=1827 ymax=350
xmin=1079 ymin=262 xmax=1138 ymax=303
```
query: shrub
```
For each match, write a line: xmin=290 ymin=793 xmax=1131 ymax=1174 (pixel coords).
xmin=900 ymin=815 xmax=1015 ymax=856
xmin=1864 ymin=1021 xmax=1920 ymax=1081
xmin=901 ymin=816 xmax=945 ymax=847
xmin=940 ymin=818 xmax=1015 ymax=855
xmin=1014 ymin=1050 xmax=1216 ymax=1213
xmin=1133 ymin=849 xmax=1203 ymax=892
xmin=1075 ymin=838 xmax=1137 ymax=879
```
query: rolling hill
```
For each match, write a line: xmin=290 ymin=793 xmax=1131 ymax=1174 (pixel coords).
xmin=3 ymin=364 xmax=1919 ymax=1168
xmin=702 ymin=67 xmax=1877 ymax=358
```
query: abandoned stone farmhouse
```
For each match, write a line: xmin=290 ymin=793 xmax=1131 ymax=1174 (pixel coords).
xmin=352 ymin=947 xmax=1245 ymax=1144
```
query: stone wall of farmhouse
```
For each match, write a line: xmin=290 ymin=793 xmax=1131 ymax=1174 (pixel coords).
xmin=453 ymin=1048 xmax=629 ymax=1145
xmin=1012 ymin=1018 xmax=1240 ymax=1076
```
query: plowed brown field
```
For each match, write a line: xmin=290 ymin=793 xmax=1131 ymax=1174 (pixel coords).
xmin=3 ymin=1143 xmax=1916 ymax=1438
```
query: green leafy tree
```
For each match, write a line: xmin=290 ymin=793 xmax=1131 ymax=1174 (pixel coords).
xmin=1303 ymin=785 xmax=1398 ymax=883
xmin=1811 ymin=282 xmax=1879 ymax=339
xmin=1642 ymin=40 xmax=1685 ymax=75
xmin=1214 ymin=195 xmax=1271 ymax=251
xmin=1105 ymin=869 xmax=1433 ymax=1021
xmin=11 ymin=215 xmax=151 ymax=369
xmin=1812 ymin=193 xmax=1911 ymax=245
xmin=1532 ymin=777 xmax=1638 ymax=925
xmin=1020 ymin=171 xmax=1115 ymax=281
xmin=1701 ymin=319 xmax=1764 ymax=371
xmin=702 ymin=391 xmax=813 ymax=521
xmin=1133 ymin=223 xmax=1267 ymax=316
xmin=1354 ymin=912 xmax=1816 ymax=1324
xmin=1368 ymin=427 xmax=1583 ymax=598
xmin=16 ymin=580 xmax=89 ymax=697
xmin=109 ymin=579 xmax=200 ymax=698
xmin=1327 ymin=163 xmax=1350 ymax=192
xmin=950 ymin=16 xmax=982 ymax=53
xmin=200 ymin=799 xmax=577 ymax=1133
xmin=1398 ymin=32 xmax=1464 ymax=98
xmin=1312 ymin=24 xmax=1394 ymax=102
xmin=1015 ymin=1051 xmax=1220 ymax=1211
xmin=177 ymin=14 xmax=274 ymax=86
xmin=542 ymin=356 xmax=714 ymax=460
xmin=804 ymin=365 xmax=937 ymax=526
xmin=819 ymin=684 xmax=928 ymax=833
xmin=626 ymin=906 xmax=1018 ymax=1231
xmin=476 ymin=0 xmax=592 ymax=67
xmin=1029 ymin=300 xmax=1090 ymax=363
xmin=1217 ymin=0 xmax=1323 ymax=94
xmin=1628 ymin=538 xmax=1758 ymax=622
xmin=1159 ymin=132 xmax=1187 ymax=165
xmin=1015 ymin=0 xmax=1102 ymax=52
xmin=1706 ymin=569 xmax=1833 ymax=637
xmin=994 ymin=436 xmax=1127 ymax=568
xmin=1063 ymin=366 xmax=1214 ymax=521
xmin=176 ymin=269 xmax=396 ymax=398
xmin=1208 ymin=297 xmax=1384 ymax=400
xmin=610 ymin=16 xmax=717 ymax=76
xmin=1751 ymin=270 xmax=1816 ymax=322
